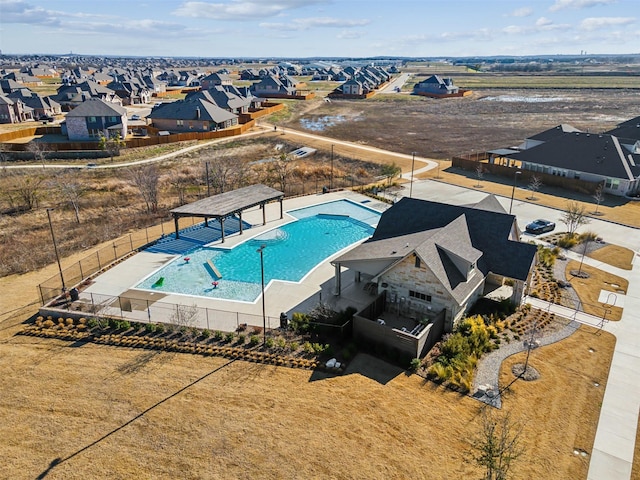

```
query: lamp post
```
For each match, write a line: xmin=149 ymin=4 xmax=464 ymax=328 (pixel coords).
xmin=409 ymin=152 xmax=416 ymax=198
xmin=257 ymin=244 xmax=266 ymax=345
xmin=330 ymin=144 xmax=334 ymax=191
xmin=46 ymin=208 xmax=66 ymax=293
xmin=509 ymin=171 xmax=522 ymax=214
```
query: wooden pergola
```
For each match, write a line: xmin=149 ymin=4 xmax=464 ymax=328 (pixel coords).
xmin=170 ymin=184 xmax=284 ymax=243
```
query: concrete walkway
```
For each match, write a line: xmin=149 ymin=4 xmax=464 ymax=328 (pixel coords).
xmin=587 ymin=252 xmax=640 ymax=480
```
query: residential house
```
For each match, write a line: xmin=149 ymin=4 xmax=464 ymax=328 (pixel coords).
xmin=185 ymin=87 xmax=250 ymax=115
xmin=250 ymin=74 xmax=296 ymax=97
xmin=8 ymin=89 xmax=61 ymax=119
xmin=200 ymin=72 xmax=233 ymax=89
xmin=147 ymin=97 xmax=238 ymax=133
xmin=505 ymin=129 xmax=640 ymax=196
xmin=0 ymin=78 xmax=25 ymax=95
xmin=0 ymin=94 xmax=34 ymax=123
xmin=413 ymin=75 xmax=460 ymax=97
xmin=62 ymin=98 xmax=127 ymax=141
xmin=52 ymin=81 xmax=120 ymax=110
xmin=332 ymin=196 xmax=537 ymax=333
xmin=2 ymin=72 xmax=43 ymax=86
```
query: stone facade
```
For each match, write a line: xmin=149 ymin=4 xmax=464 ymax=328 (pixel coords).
xmin=378 ymin=255 xmax=485 ymax=331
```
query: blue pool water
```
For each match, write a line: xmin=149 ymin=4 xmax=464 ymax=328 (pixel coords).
xmin=136 ymin=200 xmax=380 ymax=302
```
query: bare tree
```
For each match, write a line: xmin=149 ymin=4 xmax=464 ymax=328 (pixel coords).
xmin=592 ymin=183 xmax=605 ymax=215
xmin=527 ymin=175 xmax=542 ymax=200
xmin=475 ymin=163 xmax=485 ymax=188
xmin=6 ymin=172 xmax=45 ymax=211
xmin=471 ymin=409 xmax=525 ymax=480
xmin=99 ymin=132 xmax=126 ymax=162
xmin=270 ymin=153 xmax=297 ymax=194
xmin=54 ymin=171 xmax=88 ymax=223
xmin=206 ymin=158 xmax=236 ymax=194
xmin=27 ymin=141 xmax=49 ymax=169
xmin=169 ymin=173 xmax=191 ymax=205
xmin=560 ymin=201 xmax=590 ymax=236
xmin=130 ymin=165 xmax=160 ymax=213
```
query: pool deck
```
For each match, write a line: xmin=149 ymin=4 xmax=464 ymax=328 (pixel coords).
xmin=80 ymin=191 xmax=390 ymax=330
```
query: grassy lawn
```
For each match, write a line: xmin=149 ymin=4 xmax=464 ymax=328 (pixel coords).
xmin=456 ymin=75 xmax=640 ymax=89
xmin=565 ymin=260 xmax=628 ymax=321
xmin=587 ymin=244 xmax=635 ymax=270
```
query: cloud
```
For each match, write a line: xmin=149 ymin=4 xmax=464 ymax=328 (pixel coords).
xmin=506 ymin=7 xmax=534 ymax=17
xmin=580 ymin=16 xmax=635 ymax=30
xmin=549 ymin=0 xmax=616 ymax=12
xmin=173 ymin=0 xmax=329 ymax=20
xmin=260 ymin=16 xmax=369 ymax=31
xmin=337 ymin=30 xmax=364 ymax=39
xmin=502 ymin=17 xmax=568 ymax=35
xmin=0 ymin=0 xmax=61 ymax=26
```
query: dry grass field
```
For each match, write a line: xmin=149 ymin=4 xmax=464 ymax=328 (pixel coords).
xmin=587 ymin=244 xmax=635 ymax=270
xmin=565 ymin=260 xmax=628 ymax=321
xmin=0 ymin=320 xmax=614 ymax=480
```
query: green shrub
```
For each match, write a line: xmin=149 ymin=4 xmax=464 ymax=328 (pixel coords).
xmin=155 ymin=323 xmax=165 ymax=333
xmin=224 ymin=332 xmax=235 ymax=343
xmin=276 ymin=337 xmax=287 ymax=350
xmin=87 ymin=318 xmax=98 ymax=328
xmin=289 ymin=341 xmax=300 ymax=352
xmin=249 ymin=335 xmax=260 ymax=346
xmin=409 ymin=358 xmax=422 ymax=372
xmin=201 ymin=329 xmax=211 ymax=339
xmin=290 ymin=312 xmax=311 ymax=334
xmin=237 ymin=333 xmax=246 ymax=345
xmin=302 ymin=342 xmax=314 ymax=355
xmin=579 ymin=231 xmax=598 ymax=242
xmin=145 ymin=323 xmax=157 ymax=333
xmin=179 ymin=325 xmax=188 ymax=335
xmin=265 ymin=337 xmax=275 ymax=349
xmin=213 ymin=330 xmax=224 ymax=341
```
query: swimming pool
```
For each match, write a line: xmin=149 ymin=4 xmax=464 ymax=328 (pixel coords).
xmin=136 ymin=199 xmax=380 ymax=302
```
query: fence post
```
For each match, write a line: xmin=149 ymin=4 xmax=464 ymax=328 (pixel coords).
xmin=145 ymin=227 xmax=149 ymax=244
xmin=147 ymin=299 xmax=151 ymax=322
xmin=112 ymin=242 xmax=117 ymax=261
xmin=129 ymin=233 xmax=133 ymax=251
xmin=91 ymin=293 xmax=95 ymax=311
xmin=206 ymin=307 xmax=210 ymax=330
xmin=38 ymin=285 xmax=44 ymax=306
xmin=78 ymin=261 xmax=84 ymax=281
xmin=97 ymin=251 xmax=102 ymax=269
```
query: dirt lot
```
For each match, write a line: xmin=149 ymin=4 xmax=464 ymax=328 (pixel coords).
xmin=284 ymin=89 xmax=640 ymax=159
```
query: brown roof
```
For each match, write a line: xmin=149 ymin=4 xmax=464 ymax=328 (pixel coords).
xmin=170 ymin=184 xmax=283 ymax=218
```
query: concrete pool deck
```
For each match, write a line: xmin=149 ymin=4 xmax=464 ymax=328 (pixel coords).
xmin=79 ymin=191 xmax=390 ymax=330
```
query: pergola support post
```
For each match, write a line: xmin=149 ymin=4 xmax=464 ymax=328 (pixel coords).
xmin=220 ymin=217 xmax=225 ymax=243
xmin=279 ymin=198 xmax=283 ymax=219
xmin=262 ymin=203 xmax=266 ymax=225
xmin=333 ymin=263 xmax=341 ymax=296
xmin=239 ymin=212 xmax=243 ymax=234
xmin=173 ymin=215 xmax=180 ymax=239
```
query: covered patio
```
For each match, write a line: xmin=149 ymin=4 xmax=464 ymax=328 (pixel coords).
xmin=170 ymin=184 xmax=284 ymax=243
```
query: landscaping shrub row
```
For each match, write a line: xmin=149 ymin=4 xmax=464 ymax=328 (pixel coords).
xmin=21 ymin=316 xmax=347 ymax=373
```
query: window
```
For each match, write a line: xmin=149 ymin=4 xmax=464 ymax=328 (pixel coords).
xmin=409 ymin=290 xmax=432 ymax=302
xmin=109 ymin=116 xmax=117 ymax=122
xmin=414 ymin=255 xmax=421 ymax=268
xmin=88 ymin=116 xmax=96 ymax=123
xmin=177 ymin=120 xmax=183 ymax=126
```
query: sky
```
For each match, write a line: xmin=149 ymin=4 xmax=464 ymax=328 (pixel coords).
xmin=1 ymin=0 xmax=638 ymax=58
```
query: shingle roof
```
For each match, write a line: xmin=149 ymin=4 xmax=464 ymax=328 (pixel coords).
xmin=509 ymin=132 xmax=640 ymax=180
xmin=66 ymin=98 xmax=127 ymax=117
xmin=148 ymin=98 xmax=237 ymax=123
xmin=527 ymin=124 xmax=581 ymax=142
xmin=368 ymin=197 xmax=536 ymax=282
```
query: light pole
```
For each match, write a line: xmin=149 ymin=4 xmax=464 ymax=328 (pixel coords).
xmin=46 ymin=208 xmax=66 ymax=293
xmin=257 ymin=244 xmax=266 ymax=346
xmin=330 ymin=144 xmax=334 ymax=191
xmin=509 ymin=171 xmax=522 ymax=215
xmin=409 ymin=152 xmax=416 ymax=198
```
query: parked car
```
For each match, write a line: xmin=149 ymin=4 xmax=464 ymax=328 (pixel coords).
xmin=39 ymin=115 xmax=54 ymax=122
xmin=525 ymin=219 xmax=555 ymax=235
xmin=131 ymin=114 xmax=141 ymax=120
